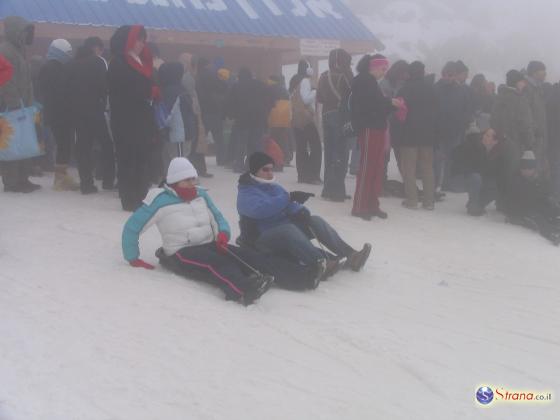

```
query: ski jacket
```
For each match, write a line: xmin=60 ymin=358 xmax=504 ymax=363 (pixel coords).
xmin=122 ymin=186 xmax=230 ymax=261
xmin=237 ymin=172 xmax=303 ymax=234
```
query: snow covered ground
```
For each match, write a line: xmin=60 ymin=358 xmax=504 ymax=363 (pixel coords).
xmin=1 ymin=162 xmax=559 ymax=420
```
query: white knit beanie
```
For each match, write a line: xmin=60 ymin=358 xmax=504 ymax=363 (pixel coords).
xmin=167 ymin=157 xmax=198 ymax=184
xmin=50 ymin=39 xmax=72 ymax=54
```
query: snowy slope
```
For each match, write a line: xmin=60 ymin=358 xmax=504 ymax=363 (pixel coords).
xmin=1 ymin=163 xmax=559 ymax=420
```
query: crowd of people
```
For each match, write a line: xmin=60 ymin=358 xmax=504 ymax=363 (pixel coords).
xmin=2 ymin=18 xmax=560 ymax=304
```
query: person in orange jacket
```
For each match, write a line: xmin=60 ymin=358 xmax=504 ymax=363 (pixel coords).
xmin=0 ymin=53 xmax=13 ymax=86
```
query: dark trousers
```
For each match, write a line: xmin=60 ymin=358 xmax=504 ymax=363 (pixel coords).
xmin=460 ymin=173 xmax=498 ymax=212
xmin=1 ymin=160 xmax=30 ymax=189
xmin=114 ymin=139 xmax=151 ymax=211
xmin=322 ymin=111 xmax=349 ymax=201
xmin=231 ymin=123 xmax=265 ymax=173
xmin=76 ymin=112 xmax=115 ymax=189
xmin=49 ymin=123 xmax=75 ymax=165
xmin=203 ymin=113 xmax=226 ymax=166
xmin=294 ymin=122 xmax=322 ymax=182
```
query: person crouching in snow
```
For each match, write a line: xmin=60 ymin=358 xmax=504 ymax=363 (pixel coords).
xmin=122 ymin=157 xmax=273 ymax=305
xmin=503 ymin=151 xmax=560 ymax=246
xmin=237 ymin=152 xmax=372 ymax=278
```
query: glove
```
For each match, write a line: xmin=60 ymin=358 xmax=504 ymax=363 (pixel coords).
xmin=216 ymin=232 xmax=229 ymax=254
xmin=130 ymin=259 xmax=155 ymax=270
xmin=290 ymin=191 xmax=315 ymax=204
xmin=291 ymin=208 xmax=311 ymax=227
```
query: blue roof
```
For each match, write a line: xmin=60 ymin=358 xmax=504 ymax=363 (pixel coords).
xmin=0 ymin=0 xmax=377 ymax=42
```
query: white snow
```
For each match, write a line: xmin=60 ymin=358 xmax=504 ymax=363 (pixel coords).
xmin=1 ymin=162 xmax=559 ymax=420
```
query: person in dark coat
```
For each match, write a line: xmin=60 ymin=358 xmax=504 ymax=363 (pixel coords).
xmin=350 ymin=54 xmax=400 ymax=220
xmin=434 ymin=61 xmax=472 ymax=191
xmin=470 ymin=73 xmax=495 ymax=132
xmin=490 ymin=70 xmax=534 ymax=160
xmin=225 ymin=68 xmax=273 ymax=173
xmin=397 ymin=61 xmax=438 ymax=210
xmin=317 ymin=48 xmax=353 ymax=202
xmin=451 ymin=128 xmax=504 ymax=216
xmin=69 ymin=36 xmax=115 ymax=194
xmin=107 ymin=25 xmax=157 ymax=211
xmin=503 ymin=151 xmax=560 ymax=246
xmin=546 ymin=81 xmax=560 ymax=201
xmin=196 ymin=58 xmax=228 ymax=166
xmin=38 ymin=38 xmax=80 ymax=191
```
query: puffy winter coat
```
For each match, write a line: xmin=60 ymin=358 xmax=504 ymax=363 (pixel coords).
xmin=122 ymin=186 xmax=230 ymax=261
xmin=491 ymin=85 xmax=534 ymax=154
xmin=237 ymin=172 xmax=303 ymax=234
xmin=0 ymin=16 xmax=34 ymax=109
xmin=434 ymin=79 xmax=471 ymax=148
xmin=38 ymin=59 xmax=73 ymax=127
xmin=350 ymin=72 xmax=395 ymax=132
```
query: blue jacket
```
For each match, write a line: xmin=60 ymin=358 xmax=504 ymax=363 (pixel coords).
xmin=122 ymin=186 xmax=230 ymax=262
xmin=236 ymin=172 xmax=303 ymax=233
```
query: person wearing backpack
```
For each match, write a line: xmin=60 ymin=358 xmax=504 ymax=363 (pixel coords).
xmin=289 ymin=60 xmax=322 ymax=184
xmin=317 ymin=48 xmax=353 ymax=202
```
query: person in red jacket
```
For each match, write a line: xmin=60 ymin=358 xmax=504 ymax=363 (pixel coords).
xmin=0 ymin=53 xmax=13 ymax=86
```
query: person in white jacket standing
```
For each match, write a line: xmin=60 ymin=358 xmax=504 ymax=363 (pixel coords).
xmin=289 ymin=60 xmax=322 ymax=184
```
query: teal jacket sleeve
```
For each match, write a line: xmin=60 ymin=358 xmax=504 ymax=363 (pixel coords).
xmin=122 ymin=203 xmax=160 ymax=262
xmin=198 ymin=188 xmax=231 ymax=239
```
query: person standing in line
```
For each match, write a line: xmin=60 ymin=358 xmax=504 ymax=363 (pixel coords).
xmin=267 ymin=75 xmax=294 ymax=166
xmin=0 ymin=16 xmax=41 ymax=193
xmin=397 ymin=61 xmax=438 ymax=211
xmin=317 ymin=48 xmax=353 ymax=202
xmin=350 ymin=54 xmax=400 ymax=220
xmin=69 ymin=37 xmax=116 ymax=194
xmin=107 ymin=25 xmax=157 ymax=211
xmin=38 ymin=38 xmax=80 ymax=192
xmin=289 ymin=60 xmax=322 ymax=185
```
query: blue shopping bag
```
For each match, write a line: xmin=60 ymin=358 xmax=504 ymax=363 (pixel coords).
xmin=0 ymin=102 xmax=43 ymax=161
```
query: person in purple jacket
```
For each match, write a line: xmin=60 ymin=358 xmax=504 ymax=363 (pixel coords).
xmin=236 ymin=152 xmax=372 ymax=277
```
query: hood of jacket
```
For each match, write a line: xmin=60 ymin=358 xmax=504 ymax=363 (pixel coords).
xmin=110 ymin=25 xmax=153 ymax=78
xmin=3 ymin=16 xmax=34 ymax=50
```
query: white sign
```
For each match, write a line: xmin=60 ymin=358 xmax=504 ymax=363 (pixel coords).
xmin=88 ymin=0 xmax=345 ymax=20
xmin=300 ymin=38 xmax=341 ymax=57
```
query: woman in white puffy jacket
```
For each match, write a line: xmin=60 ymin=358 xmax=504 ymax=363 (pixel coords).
xmin=122 ymin=157 xmax=273 ymax=305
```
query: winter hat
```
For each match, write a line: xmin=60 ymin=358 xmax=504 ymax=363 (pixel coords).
xmin=249 ymin=152 xmax=275 ymax=175
xmin=47 ymin=39 xmax=73 ymax=64
xmin=520 ymin=151 xmax=537 ymax=170
xmin=527 ymin=61 xmax=546 ymax=76
xmin=506 ymin=70 xmax=525 ymax=88
xmin=166 ymin=157 xmax=198 ymax=184
xmin=369 ymin=54 xmax=390 ymax=71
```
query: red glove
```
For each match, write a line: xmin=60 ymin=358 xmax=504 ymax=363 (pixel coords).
xmin=216 ymin=232 xmax=229 ymax=254
xmin=129 ymin=259 xmax=155 ymax=270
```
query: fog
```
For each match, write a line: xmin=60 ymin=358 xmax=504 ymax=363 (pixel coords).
xmin=344 ymin=0 xmax=560 ymax=83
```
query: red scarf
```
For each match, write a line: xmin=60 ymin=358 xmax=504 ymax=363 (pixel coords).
xmin=125 ymin=25 xmax=153 ymax=79
xmin=172 ymin=185 xmax=198 ymax=202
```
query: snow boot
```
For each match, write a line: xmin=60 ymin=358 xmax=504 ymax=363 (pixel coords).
xmin=308 ymin=259 xmax=326 ymax=290
xmin=53 ymin=165 xmax=80 ymax=191
xmin=346 ymin=243 xmax=372 ymax=272
xmin=321 ymin=258 xmax=341 ymax=280
xmin=243 ymin=274 xmax=274 ymax=306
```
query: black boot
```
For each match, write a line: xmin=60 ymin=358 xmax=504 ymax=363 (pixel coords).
xmin=243 ymin=274 xmax=274 ymax=306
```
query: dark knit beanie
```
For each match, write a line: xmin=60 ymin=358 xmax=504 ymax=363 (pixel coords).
xmin=249 ymin=152 xmax=275 ymax=175
xmin=506 ymin=70 xmax=525 ymax=88
xmin=527 ymin=61 xmax=546 ymax=76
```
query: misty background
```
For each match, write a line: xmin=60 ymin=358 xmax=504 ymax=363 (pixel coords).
xmin=344 ymin=0 xmax=560 ymax=84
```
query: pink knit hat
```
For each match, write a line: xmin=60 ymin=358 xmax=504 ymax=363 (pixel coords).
xmin=370 ymin=57 xmax=390 ymax=71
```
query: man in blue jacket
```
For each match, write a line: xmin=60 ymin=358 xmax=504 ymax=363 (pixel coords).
xmin=237 ymin=152 xmax=372 ymax=275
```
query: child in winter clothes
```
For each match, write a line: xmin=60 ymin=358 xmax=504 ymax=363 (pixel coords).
xmin=503 ymin=151 xmax=560 ymax=246
xmin=237 ymin=152 xmax=372 ymax=278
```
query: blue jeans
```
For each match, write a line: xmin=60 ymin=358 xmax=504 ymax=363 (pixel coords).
xmin=322 ymin=111 xmax=349 ymax=200
xmin=461 ymin=173 xmax=498 ymax=211
xmin=255 ymin=216 xmax=354 ymax=266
